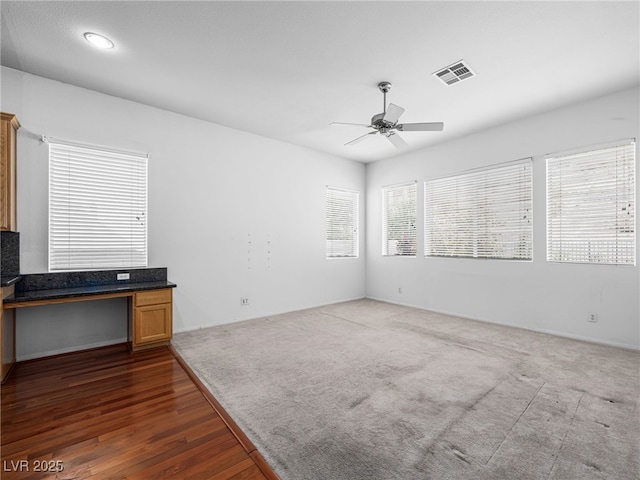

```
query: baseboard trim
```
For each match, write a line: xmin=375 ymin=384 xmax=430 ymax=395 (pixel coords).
xmin=365 ymin=296 xmax=640 ymax=352
xmin=16 ymin=338 xmax=129 ymax=362
xmin=174 ymin=295 xmax=367 ymax=334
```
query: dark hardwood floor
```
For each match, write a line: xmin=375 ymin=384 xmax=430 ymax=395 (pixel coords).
xmin=1 ymin=344 xmax=279 ymax=480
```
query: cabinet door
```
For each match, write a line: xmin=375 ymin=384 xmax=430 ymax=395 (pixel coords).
xmin=133 ymin=303 xmax=172 ymax=347
xmin=1 ymin=113 xmax=19 ymax=232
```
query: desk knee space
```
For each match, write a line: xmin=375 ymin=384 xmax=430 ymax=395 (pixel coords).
xmin=1 ymin=285 xmax=16 ymax=383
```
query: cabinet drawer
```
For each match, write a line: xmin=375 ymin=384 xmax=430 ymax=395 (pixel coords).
xmin=135 ymin=288 xmax=172 ymax=307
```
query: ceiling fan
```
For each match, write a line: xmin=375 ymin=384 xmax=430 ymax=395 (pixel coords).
xmin=331 ymin=82 xmax=444 ymax=148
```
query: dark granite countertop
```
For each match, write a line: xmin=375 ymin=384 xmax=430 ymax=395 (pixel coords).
xmin=3 ymin=280 xmax=176 ymax=305
xmin=1 ymin=275 xmax=21 ymax=287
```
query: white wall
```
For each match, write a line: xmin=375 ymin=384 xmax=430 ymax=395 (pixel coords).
xmin=1 ymin=67 xmax=366 ymax=360
xmin=2 ymin=66 xmax=637 ymax=358
xmin=366 ymin=86 xmax=640 ymax=350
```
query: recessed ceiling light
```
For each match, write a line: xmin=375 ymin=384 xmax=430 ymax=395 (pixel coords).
xmin=83 ymin=32 xmax=114 ymax=49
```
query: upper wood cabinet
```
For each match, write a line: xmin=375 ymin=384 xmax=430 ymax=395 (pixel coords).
xmin=1 ymin=113 xmax=20 ymax=232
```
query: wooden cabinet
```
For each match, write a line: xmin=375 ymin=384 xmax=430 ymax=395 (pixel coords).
xmin=1 ymin=285 xmax=16 ymax=383
xmin=1 ymin=113 xmax=20 ymax=232
xmin=130 ymin=288 xmax=173 ymax=351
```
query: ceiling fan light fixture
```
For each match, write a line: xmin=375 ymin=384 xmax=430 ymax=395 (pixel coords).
xmin=83 ymin=32 xmax=114 ymax=49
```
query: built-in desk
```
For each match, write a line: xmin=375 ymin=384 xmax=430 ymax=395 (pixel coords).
xmin=1 ymin=269 xmax=176 ymax=383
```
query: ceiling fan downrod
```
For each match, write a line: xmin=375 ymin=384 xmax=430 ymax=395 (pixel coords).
xmin=378 ymin=81 xmax=392 ymax=115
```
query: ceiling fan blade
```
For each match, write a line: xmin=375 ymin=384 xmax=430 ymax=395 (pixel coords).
xmin=397 ymin=122 xmax=444 ymax=132
xmin=383 ymin=103 xmax=405 ymax=125
xmin=330 ymin=122 xmax=373 ymax=128
xmin=345 ymin=131 xmax=377 ymax=146
xmin=386 ymin=132 xmax=408 ymax=149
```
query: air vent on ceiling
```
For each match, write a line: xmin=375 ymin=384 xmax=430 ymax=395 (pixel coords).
xmin=433 ymin=60 xmax=475 ymax=86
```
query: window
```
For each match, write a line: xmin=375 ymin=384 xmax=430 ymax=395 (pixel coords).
xmin=382 ymin=182 xmax=417 ymax=256
xmin=425 ymin=159 xmax=532 ymax=260
xmin=326 ymin=186 xmax=358 ymax=258
xmin=546 ymin=140 xmax=635 ymax=265
xmin=48 ymin=138 xmax=148 ymax=271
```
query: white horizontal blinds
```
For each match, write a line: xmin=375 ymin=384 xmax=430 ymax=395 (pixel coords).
xmin=326 ymin=187 xmax=359 ymax=258
xmin=425 ymin=159 xmax=532 ymax=260
xmin=382 ymin=182 xmax=417 ymax=256
xmin=546 ymin=140 xmax=635 ymax=265
xmin=49 ymin=141 xmax=148 ymax=271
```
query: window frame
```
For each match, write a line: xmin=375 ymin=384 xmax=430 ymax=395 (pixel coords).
xmin=424 ymin=158 xmax=533 ymax=261
xmin=381 ymin=181 xmax=417 ymax=257
xmin=325 ymin=186 xmax=359 ymax=259
xmin=47 ymin=137 xmax=149 ymax=272
xmin=546 ymin=139 xmax=636 ymax=266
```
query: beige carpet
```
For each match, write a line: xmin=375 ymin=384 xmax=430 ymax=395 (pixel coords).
xmin=172 ymin=299 xmax=640 ymax=480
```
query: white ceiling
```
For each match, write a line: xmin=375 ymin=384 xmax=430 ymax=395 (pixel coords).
xmin=1 ymin=1 xmax=638 ymax=163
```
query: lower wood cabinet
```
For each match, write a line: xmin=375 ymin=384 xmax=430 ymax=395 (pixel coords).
xmin=129 ymin=288 xmax=173 ymax=351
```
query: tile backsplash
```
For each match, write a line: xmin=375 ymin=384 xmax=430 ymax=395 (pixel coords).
xmin=15 ymin=267 xmax=168 ymax=292
xmin=0 ymin=231 xmax=20 ymax=277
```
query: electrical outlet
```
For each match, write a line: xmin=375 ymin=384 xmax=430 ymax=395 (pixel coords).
xmin=241 ymin=298 xmax=250 ymax=306
xmin=117 ymin=273 xmax=130 ymax=280
xmin=588 ymin=312 xmax=597 ymax=323
xmin=398 ymin=287 xmax=402 ymax=294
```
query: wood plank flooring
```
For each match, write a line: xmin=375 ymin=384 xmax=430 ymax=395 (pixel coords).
xmin=1 ymin=344 xmax=279 ymax=480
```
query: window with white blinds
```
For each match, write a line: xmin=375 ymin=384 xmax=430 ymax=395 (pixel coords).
xmin=326 ymin=186 xmax=359 ymax=258
xmin=382 ymin=182 xmax=417 ymax=256
xmin=546 ymin=140 xmax=636 ymax=265
xmin=425 ymin=159 xmax=532 ymax=260
xmin=48 ymin=140 xmax=148 ymax=271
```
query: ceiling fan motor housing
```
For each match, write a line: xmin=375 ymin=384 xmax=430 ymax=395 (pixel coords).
xmin=371 ymin=112 xmax=388 ymax=127
xmin=371 ymin=112 xmax=396 ymax=134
